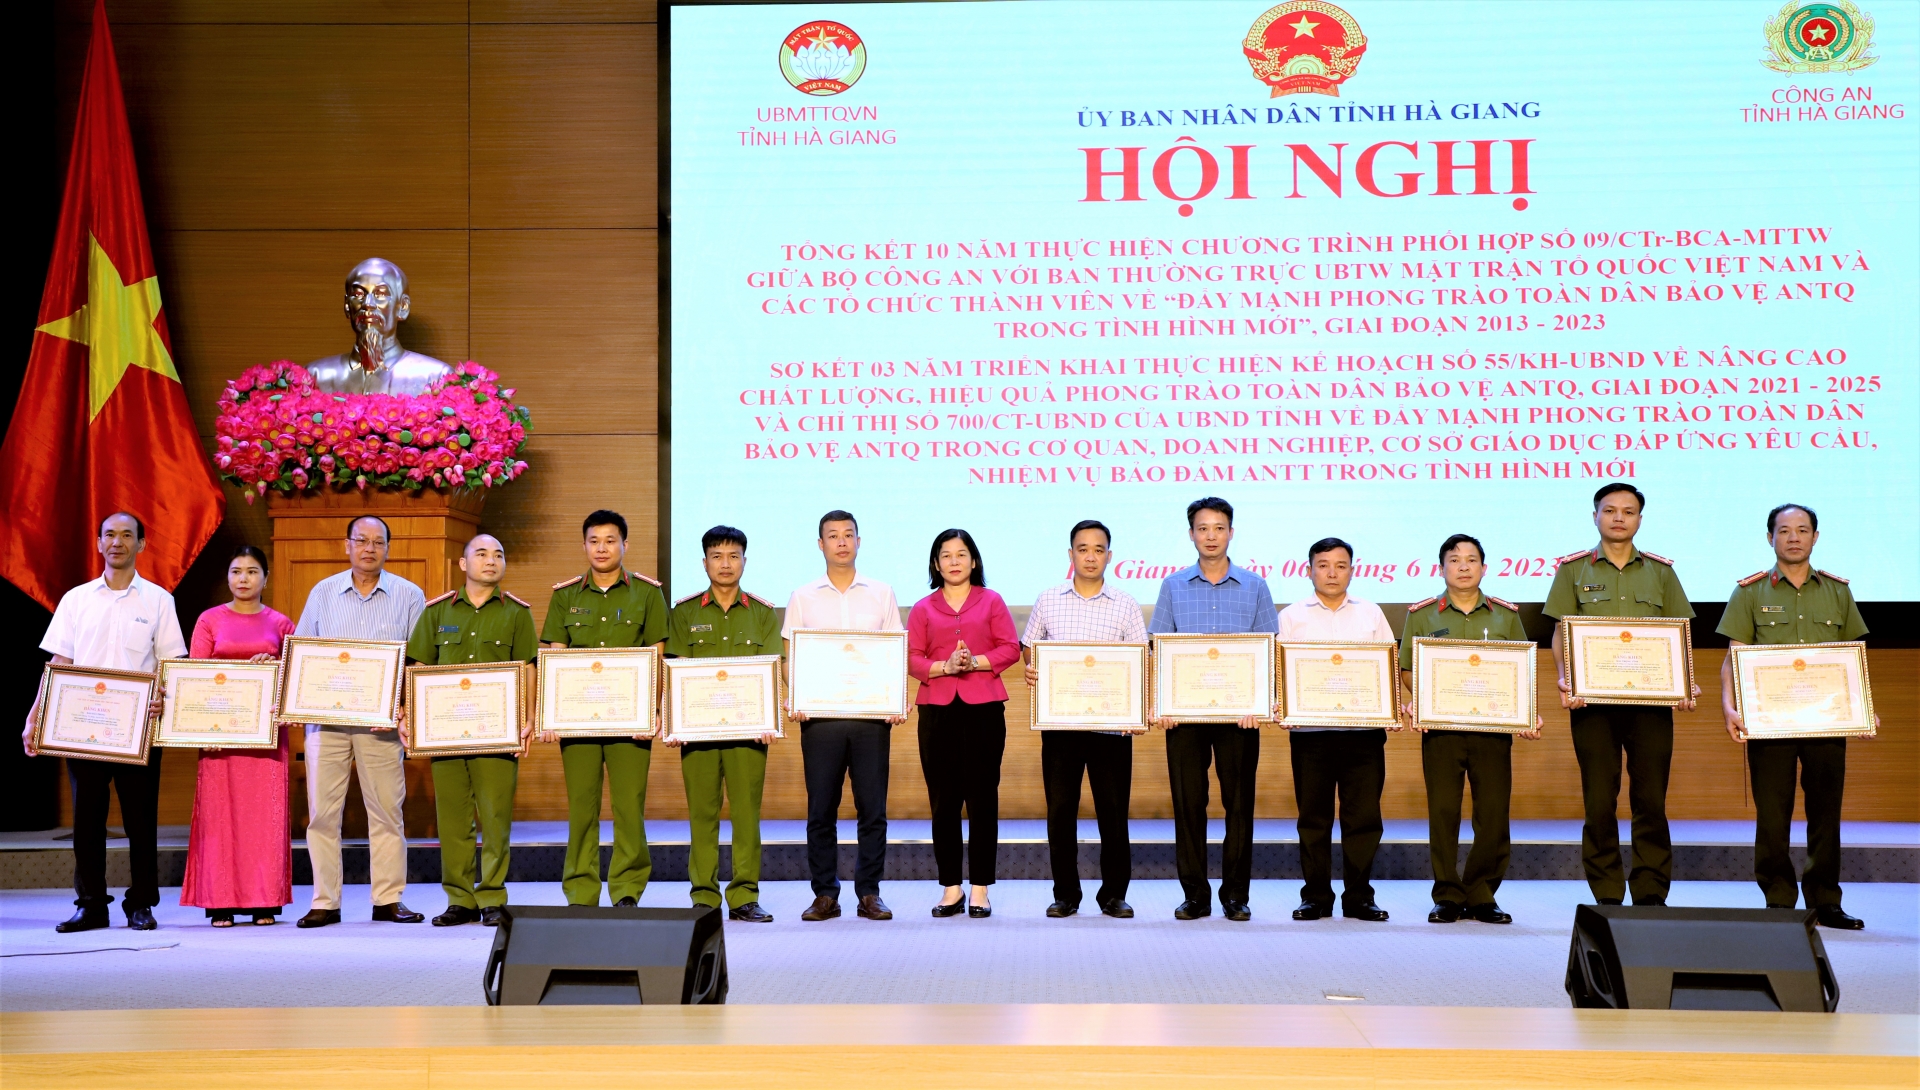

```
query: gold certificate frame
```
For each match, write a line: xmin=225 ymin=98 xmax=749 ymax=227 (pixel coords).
xmin=1731 ymin=641 xmax=1876 ymax=740
xmin=664 ymin=655 xmax=785 ymax=743
xmin=1561 ymin=617 xmax=1693 ymax=707
xmin=154 ymin=659 xmax=281 ymax=749
xmin=276 ymin=637 xmax=405 ymax=728
xmin=1278 ymin=641 xmax=1400 ymax=729
xmin=32 ymin=664 xmax=156 ymax=766
xmin=407 ymin=661 xmax=528 ymax=756
xmin=1150 ymin=633 xmax=1275 ymax=724
xmin=1029 ymin=641 xmax=1149 ymax=732
xmin=537 ymin=646 xmax=659 ymax=739
xmin=1411 ymin=638 xmax=1536 ymax=734
xmin=787 ymin=629 xmax=909 ymax=719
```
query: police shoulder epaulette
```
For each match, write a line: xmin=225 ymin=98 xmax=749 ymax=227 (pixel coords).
xmin=1639 ymin=550 xmax=1675 ymax=566
xmin=504 ymin=591 xmax=531 ymax=608
xmin=673 ymin=591 xmax=705 ymax=606
xmin=551 ymin=574 xmax=583 ymax=591
xmin=1554 ymin=549 xmax=1589 ymax=568
xmin=1487 ymin=595 xmax=1520 ymax=611
xmin=1817 ymin=569 xmax=1850 ymax=585
xmin=630 ymin=571 xmax=662 ymax=586
xmin=423 ymin=589 xmax=457 ymax=607
xmin=1736 ymin=570 xmax=1768 ymax=587
xmin=1406 ymin=595 xmax=1439 ymax=613
xmin=746 ymin=591 xmax=776 ymax=609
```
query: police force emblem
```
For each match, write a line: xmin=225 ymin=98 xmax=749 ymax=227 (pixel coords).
xmin=1763 ymin=1 xmax=1878 ymax=73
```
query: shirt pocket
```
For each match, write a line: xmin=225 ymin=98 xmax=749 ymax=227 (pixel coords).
xmin=1630 ymin=587 xmax=1665 ymax=613
xmin=434 ymin=628 xmax=466 ymax=653
xmin=123 ymin=616 xmax=156 ymax=652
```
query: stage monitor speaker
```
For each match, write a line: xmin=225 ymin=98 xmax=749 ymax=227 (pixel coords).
xmin=1565 ymin=905 xmax=1838 ymax=1012
xmin=483 ymin=905 xmax=727 ymax=1006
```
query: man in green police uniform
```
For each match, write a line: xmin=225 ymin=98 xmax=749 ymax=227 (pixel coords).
xmin=539 ymin=510 xmax=669 ymax=907
xmin=665 ymin=525 xmax=780 ymax=923
xmin=1718 ymin=503 xmax=1873 ymax=929
xmin=1544 ymin=483 xmax=1700 ymax=908
xmin=1399 ymin=533 xmax=1541 ymax=926
xmin=407 ymin=534 xmax=538 ymax=926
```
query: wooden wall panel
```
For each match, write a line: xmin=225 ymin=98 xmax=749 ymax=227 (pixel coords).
xmin=472 ymin=1 xmax=656 ymax=22
xmin=471 ymin=24 xmax=657 ymax=229
xmin=66 ymin=1 xmax=468 ymax=24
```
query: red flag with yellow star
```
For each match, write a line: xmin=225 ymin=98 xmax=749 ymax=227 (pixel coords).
xmin=0 ymin=0 xmax=222 ymax=611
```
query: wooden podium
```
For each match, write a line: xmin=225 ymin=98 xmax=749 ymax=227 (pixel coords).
xmin=267 ymin=487 xmax=485 ymax=837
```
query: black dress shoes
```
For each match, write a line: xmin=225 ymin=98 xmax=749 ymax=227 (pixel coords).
xmin=1465 ymin=902 xmax=1512 ymax=925
xmin=54 ymin=908 xmax=109 ymax=933
xmin=857 ymin=895 xmax=893 ymax=920
xmin=729 ymin=901 xmax=774 ymax=923
xmin=1291 ymin=901 xmax=1331 ymax=921
xmin=296 ymin=908 xmax=342 ymax=929
xmin=432 ymin=905 xmax=480 ymax=927
xmin=1342 ymin=901 xmax=1390 ymax=922
xmin=125 ymin=907 xmax=157 ymax=931
xmin=480 ymin=907 xmax=506 ymax=927
xmin=1597 ymin=898 xmax=1624 ymax=906
xmin=372 ymin=902 xmax=424 ymax=923
xmin=801 ymin=895 xmax=842 ymax=921
xmin=932 ymin=898 xmax=966 ymax=918
xmin=1428 ymin=903 xmax=1463 ymax=923
xmin=1046 ymin=900 xmax=1079 ymax=918
xmin=1815 ymin=904 xmax=1866 ymax=930
xmin=1099 ymin=900 xmax=1134 ymax=919
xmin=1174 ymin=899 xmax=1211 ymax=920
xmin=1633 ymin=899 xmax=1667 ymax=908
xmin=968 ymin=904 xmax=992 ymax=918
xmin=613 ymin=896 xmax=639 ymax=908
xmin=1221 ymin=900 xmax=1251 ymax=922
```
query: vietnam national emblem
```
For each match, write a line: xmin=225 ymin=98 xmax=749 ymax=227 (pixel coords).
xmin=780 ymin=21 xmax=867 ymax=95
xmin=1243 ymin=1 xmax=1367 ymax=98
xmin=1763 ymin=1 xmax=1878 ymax=73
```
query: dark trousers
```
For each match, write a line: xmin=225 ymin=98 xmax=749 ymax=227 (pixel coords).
xmin=1041 ymin=731 xmax=1132 ymax=907
xmin=1290 ymin=729 xmax=1386 ymax=909
xmin=801 ymin=718 xmax=891 ymax=899
xmin=1570 ymin=704 xmax=1673 ymax=904
xmin=918 ymin=700 xmax=1005 ymax=886
xmin=1422 ymin=730 xmax=1513 ymax=907
xmin=1749 ymin=737 xmax=1846 ymax=908
xmin=1166 ymin=723 xmax=1260 ymax=905
xmin=69 ymin=751 xmax=164 ymax=911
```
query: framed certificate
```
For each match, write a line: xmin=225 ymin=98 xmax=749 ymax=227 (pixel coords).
xmin=31 ymin=664 xmax=156 ymax=765
xmin=1411 ymin=638 xmax=1537 ymax=734
xmin=1150 ymin=633 xmax=1276 ymax=723
xmin=787 ymin=629 xmax=909 ymax=719
xmin=1731 ymin=641 xmax=1876 ymax=740
xmin=277 ymin=637 xmax=405 ymax=728
xmin=1561 ymin=617 xmax=1693 ymax=706
xmin=1030 ymin=642 xmax=1149 ymax=732
xmin=154 ymin=659 xmax=281 ymax=749
xmin=664 ymin=655 xmax=784 ymax=743
xmin=1278 ymin=641 xmax=1400 ymax=729
xmin=407 ymin=661 xmax=529 ymax=756
xmin=536 ymin=646 xmax=659 ymax=739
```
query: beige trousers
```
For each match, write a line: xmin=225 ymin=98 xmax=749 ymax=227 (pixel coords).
xmin=305 ymin=725 xmax=409 ymax=909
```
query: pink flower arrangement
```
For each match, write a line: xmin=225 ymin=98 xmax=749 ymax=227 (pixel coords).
xmin=213 ymin=361 xmax=532 ymax=502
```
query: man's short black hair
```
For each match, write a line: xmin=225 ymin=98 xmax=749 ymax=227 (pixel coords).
xmin=818 ymin=509 xmax=858 ymax=537
xmin=1069 ymin=519 xmax=1111 ymax=547
xmin=1767 ymin=503 xmax=1819 ymax=534
xmin=583 ymin=509 xmax=628 ymax=540
xmin=1438 ymin=533 xmax=1485 ymax=565
xmin=701 ymin=525 xmax=748 ymax=553
xmin=1592 ymin=482 xmax=1646 ymax=510
xmin=1308 ymin=537 xmax=1354 ymax=562
xmin=345 ymin=514 xmax=390 ymax=544
xmin=1186 ymin=497 xmax=1233 ymax=527
xmin=99 ymin=511 xmax=144 ymax=540
xmin=927 ymin=528 xmax=986 ymax=589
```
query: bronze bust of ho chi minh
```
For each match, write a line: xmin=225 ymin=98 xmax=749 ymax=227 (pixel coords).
xmin=306 ymin=257 xmax=452 ymax=397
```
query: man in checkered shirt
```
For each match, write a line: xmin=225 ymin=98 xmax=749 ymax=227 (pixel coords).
xmin=1022 ymin=519 xmax=1147 ymax=920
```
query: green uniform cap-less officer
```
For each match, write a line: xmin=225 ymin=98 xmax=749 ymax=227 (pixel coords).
xmin=666 ymin=587 xmax=781 ymax=912
xmin=541 ymin=568 xmax=669 ymax=906
xmin=407 ymin=585 xmax=538 ymax=913
xmin=1401 ymin=591 xmax=1528 ymax=913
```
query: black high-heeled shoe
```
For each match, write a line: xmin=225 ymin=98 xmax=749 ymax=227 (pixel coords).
xmin=932 ymin=899 xmax=966 ymax=918
xmin=968 ymin=903 xmax=991 ymax=918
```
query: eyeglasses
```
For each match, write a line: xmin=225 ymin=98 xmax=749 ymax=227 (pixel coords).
xmin=348 ymin=538 xmax=388 ymax=549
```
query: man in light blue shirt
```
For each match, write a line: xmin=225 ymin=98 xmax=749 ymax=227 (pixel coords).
xmin=1148 ymin=497 xmax=1277 ymax=922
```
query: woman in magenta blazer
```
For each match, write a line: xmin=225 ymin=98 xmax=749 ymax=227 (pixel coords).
xmin=909 ymin=528 xmax=1021 ymax=918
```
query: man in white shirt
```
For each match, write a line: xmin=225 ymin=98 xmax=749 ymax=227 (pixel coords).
xmin=1277 ymin=537 xmax=1397 ymax=923
xmin=783 ymin=510 xmax=905 ymax=922
xmin=1022 ymin=519 xmax=1147 ymax=919
xmin=23 ymin=513 xmax=185 ymax=933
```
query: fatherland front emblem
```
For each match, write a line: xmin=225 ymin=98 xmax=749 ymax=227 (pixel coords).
xmin=780 ymin=21 xmax=867 ymax=95
xmin=1243 ymin=1 xmax=1368 ymax=98
xmin=1764 ymin=1 xmax=1878 ymax=73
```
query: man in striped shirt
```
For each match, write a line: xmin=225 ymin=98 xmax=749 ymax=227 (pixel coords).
xmin=1023 ymin=519 xmax=1147 ymax=919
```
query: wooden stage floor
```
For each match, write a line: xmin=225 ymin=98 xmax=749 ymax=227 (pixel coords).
xmin=3 ymin=1004 xmax=1914 ymax=1089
